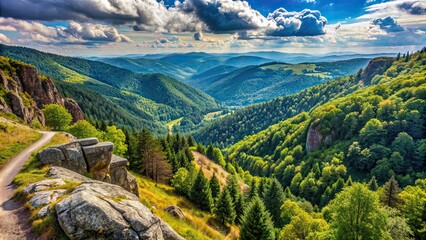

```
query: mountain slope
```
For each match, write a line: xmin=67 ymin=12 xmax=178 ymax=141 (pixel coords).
xmin=227 ymin=49 xmax=426 ymax=205
xmin=193 ymin=57 xmax=396 ymax=148
xmin=0 ymin=45 xmax=220 ymax=134
xmin=193 ymin=58 xmax=371 ymax=106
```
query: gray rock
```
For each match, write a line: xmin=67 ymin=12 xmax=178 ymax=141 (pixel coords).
xmin=164 ymin=206 xmax=185 ymax=219
xmin=109 ymin=155 xmax=139 ymax=196
xmin=47 ymin=166 xmax=92 ymax=183
xmin=37 ymin=205 xmax=50 ymax=218
xmin=29 ymin=189 xmax=67 ymax=208
xmin=82 ymin=142 xmax=114 ymax=181
xmin=38 ymin=148 xmax=65 ymax=165
xmin=55 ymin=181 xmax=184 ymax=240
xmin=78 ymin=137 xmax=99 ymax=147
xmin=23 ymin=178 xmax=66 ymax=195
xmin=62 ymin=148 xmax=87 ymax=174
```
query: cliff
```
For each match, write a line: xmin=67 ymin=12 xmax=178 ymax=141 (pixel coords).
xmin=0 ymin=56 xmax=83 ymax=124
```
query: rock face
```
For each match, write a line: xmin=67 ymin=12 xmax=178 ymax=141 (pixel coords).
xmin=38 ymin=138 xmax=139 ymax=196
xmin=26 ymin=167 xmax=184 ymax=240
xmin=0 ymin=57 xmax=84 ymax=124
xmin=306 ymin=121 xmax=335 ymax=152
xmin=361 ymin=57 xmax=394 ymax=85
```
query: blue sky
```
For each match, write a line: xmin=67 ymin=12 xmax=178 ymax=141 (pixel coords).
xmin=0 ymin=0 xmax=424 ymax=55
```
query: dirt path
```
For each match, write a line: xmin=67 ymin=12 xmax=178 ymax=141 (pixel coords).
xmin=0 ymin=131 xmax=55 ymax=240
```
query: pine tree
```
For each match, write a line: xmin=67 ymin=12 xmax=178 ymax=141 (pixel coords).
xmin=210 ymin=173 xmax=221 ymax=201
xmin=206 ymin=143 xmax=214 ymax=159
xmin=187 ymin=135 xmax=196 ymax=147
xmin=346 ymin=176 xmax=353 ymax=186
xmin=240 ymin=197 xmax=275 ymax=240
xmin=264 ymin=178 xmax=285 ymax=228
xmin=368 ymin=176 xmax=379 ymax=191
xmin=396 ymin=52 xmax=401 ymax=61
xmin=380 ymin=176 xmax=402 ymax=208
xmin=247 ymin=178 xmax=258 ymax=201
xmin=196 ymin=142 xmax=206 ymax=155
xmin=190 ymin=171 xmax=213 ymax=211
xmin=215 ymin=189 xmax=236 ymax=225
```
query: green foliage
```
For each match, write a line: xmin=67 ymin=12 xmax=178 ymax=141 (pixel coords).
xmin=239 ymin=197 xmax=275 ymax=240
xmin=380 ymin=176 xmax=402 ymax=208
xmin=212 ymin=148 xmax=225 ymax=167
xmin=101 ymin=126 xmax=127 ymax=156
xmin=214 ymin=189 xmax=236 ymax=225
xmin=42 ymin=104 xmax=72 ymax=131
xmin=67 ymin=120 xmax=100 ymax=139
xmin=190 ymin=171 xmax=213 ymax=212
xmin=210 ymin=174 xmax=221 ymax=200
xmin=399 ymin=180 xmax=426 ymax=239
xmin=327 ymin=183 xmax=390 ymax=240
xmin=171 ymin=168 xmax=190 ymax=196
xmin=263 ymin=178 xmax=285 ymax=228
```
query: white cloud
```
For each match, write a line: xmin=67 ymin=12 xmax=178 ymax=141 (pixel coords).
xmin=0 ymin=33 xmax=12 ymax=44
xmin=0 ymin=18 xmax=132 ymax=44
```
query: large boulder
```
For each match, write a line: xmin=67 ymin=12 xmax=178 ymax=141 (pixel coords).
xmin=38 ymin=139 xmax=139 ymax=197
xmin=165 ymin=206 xmax=185 ymax=220
xmin=110 ymin=155 xmax=139 ymax=196
xmin=53 ymin=179 xmax=183 ymax=240
xmin=82 ymin=142 xmax=114 ymax=181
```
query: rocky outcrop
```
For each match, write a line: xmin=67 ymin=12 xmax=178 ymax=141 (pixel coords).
xmin=26 ymin=167 xmax=184 ymax=240
xmin=306 ymin=121 xmax=335 ymax=152
xmin=361 ymin=57 xmax=394 ymax=85
xmin=0 ymin=57 xmax=84 ymax=124
xmin=38 ymin=138 xmax=139 ymax=196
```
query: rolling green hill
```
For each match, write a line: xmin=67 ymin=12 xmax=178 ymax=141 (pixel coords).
xmin=0 ymin=44 xmax=220 ymax=134
xmin=192 ymin=58 xmax=371 ymax=106
xmin=227 ymin=49 xmax=426 ymax=206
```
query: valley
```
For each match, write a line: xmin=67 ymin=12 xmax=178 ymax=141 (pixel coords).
xmin=0 ymin=41 xmax=425 ymax=240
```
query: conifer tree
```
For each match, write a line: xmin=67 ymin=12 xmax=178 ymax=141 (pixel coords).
xmin=210 ymin=173 xmax=221 ymax=200
xmin=240 ymin=197 xmax=275 ymax=240
xmin=206 ymin=143 xmax=214 ymax=159
xmin=187 ymin=135 xmax=196 ymax=147
xmin=196 ymin=142 xmax=206 ymax=155
xmin=346 ymin=176 xmax=353 ymax=186
xmin=264 ymin=178 xmax=285 ymax=228
xmin=215 ymin=189 xmax=236 ymax=225
xmin=247 ymin=178 xmax=258 ymax=201
xmin=190 ymin=171 xmax=213 ymax=211
xmin=368 ymin=176 xmax=379 ymax=191
xmin=380 ymin=176 xmax=402 ymax=208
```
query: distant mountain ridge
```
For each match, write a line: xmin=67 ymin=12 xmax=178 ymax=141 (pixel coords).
xmin=0 ymin=44 xmax=220 ymax=134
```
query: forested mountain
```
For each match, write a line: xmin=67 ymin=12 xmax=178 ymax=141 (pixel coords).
xmin=193 ymin=57 xmax=394 ymax=148
xmin=227 ymin=49 xmax=426 ymax=206
xmin=191 ymin=58 xmax=371 ymax=105
xmin=98 ymin=57 xmax=195 ymax=81
xmin=0 ymin=44 xmax=220 ymax=134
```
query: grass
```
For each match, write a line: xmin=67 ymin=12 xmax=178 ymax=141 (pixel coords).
xmin=0 ymin=118 xmax=42 ymax=168
xmin=167 ymin=117 xmax=183 ymax=134
xmin=261 ymin=63 xmax=332 ymax=78
xmin=134 ymin=173 xmax=239 ymax=240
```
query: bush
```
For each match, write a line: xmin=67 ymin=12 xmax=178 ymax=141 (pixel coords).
xmin=42 ymin=104 xmax=72 ymax=131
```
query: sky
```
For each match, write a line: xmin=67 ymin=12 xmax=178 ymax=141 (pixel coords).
xmin=0 ymin=0 xmax=425 ymax=56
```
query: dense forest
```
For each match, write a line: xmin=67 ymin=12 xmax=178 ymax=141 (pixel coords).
xmin=192 ymin=59 xmax=370 ymax=106
xmin=193 ymin=58 xmax=392 ymax=148
xmin=0 ymin=44 xmax=221 ymax=134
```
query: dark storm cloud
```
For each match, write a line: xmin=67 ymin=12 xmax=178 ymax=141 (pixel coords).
xmin=398 ymin=1 xmax=426 ymax=15
xmin=0 ymin=0 xmax=327 ymax=37
xmin=371 ymin=16 xmax=404 ymax=32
